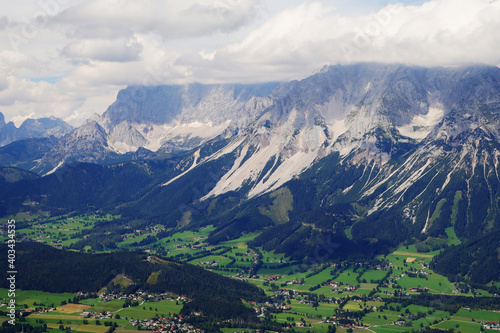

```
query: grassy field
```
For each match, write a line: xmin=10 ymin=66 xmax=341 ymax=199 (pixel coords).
xmin=0 ymin=212 xmax=45 ymax=224
xmin=386 ymin=254 xmax=432 ymax=271
xmin=259 ymin=247 xmax=287 ymax=263
xmin=118 ymin=232 xmax=158 ymax=246
xmin=20 ymin=296 xmax=183 ymax=333
xmin=5 ymin=209 xmax=491 ymax=333
xmin=0 ymin=289 xmax=77 ymax=310
xmin=453 ymin=309 xmax=500 ymax=322
xmin=392 ymin=250 xmax=435 ymax=258
xmin=258 ymin=265 xmax=301 ymax=276
xmin=359 ymin=270 xmax=388 ymax=282
xmin=219 ymin=233 xmax=260 ymax=249
xmin=335 ymin=268 xmax=360 ymax=285
xmin=134 ymin=226 xmax=217 ymax=256
xmin=2 ymin=213 xmax=119 ymax=248
xmin=45 ymin=322 xmax=110 ymax=333
xmin=371 ymin=325 xmax=413 ymax=333
xmin=56 ymin=303 xmax=92 ymax=313
xmin=402 ymin=304 xmax=433 ymax=314
xmin=433 ymin=319 xmax=483 ymax=333
xmin=118 ymin=300 xmax=183 ymax=319
xmin=28 ymin=316 xmax=140 ymax=332
xmin=362 ymin=312 xmax=401 ymax=325
xmin=79 ymin=298 xmax=182 ymax=317
xmin=189 ymin=255 xmax=233 ymax=265
xmin=344 ymin=301 xmax=368 ymax=310
xmin=285 ymin=300 xmax=338 ymax=318
xmin=272 ymin=268 xmax=314 ymax=285
xmin=445 ymin=226 xmax=461 ymax=245
xmin=79 ymin=299 xmax=124 ymax=312
xmin=304 ymin=267 xmax=336 ymax=285
xmin=397 ymin=272 xmax=455 ymax=294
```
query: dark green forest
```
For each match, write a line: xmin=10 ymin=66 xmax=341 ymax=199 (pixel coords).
xmin=431 ymin=229 xmax=500 ymax=285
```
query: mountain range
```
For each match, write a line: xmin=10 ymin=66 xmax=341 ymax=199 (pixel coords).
xmin=0 ymin=112 xmax=72 ymax=147
xmin=1 ymin=63 xmax=500 ymax=271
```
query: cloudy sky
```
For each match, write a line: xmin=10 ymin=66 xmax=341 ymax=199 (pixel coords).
xmin=0 ymin=0 xmax=499 ymax=126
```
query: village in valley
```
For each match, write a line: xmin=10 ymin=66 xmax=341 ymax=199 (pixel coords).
xmin=1 ymin=213 xmax=499 ymax=333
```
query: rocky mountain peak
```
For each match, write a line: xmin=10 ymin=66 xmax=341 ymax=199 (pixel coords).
xmin=0 ymin=112 xmax=73 ymax=147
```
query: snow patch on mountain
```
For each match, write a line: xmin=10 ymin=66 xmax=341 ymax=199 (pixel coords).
xmin=43 ymin=160 xmax=64 ymax=177
xmin=397 ymin=105 xmax=445 ymax=140
xmin=162 ymin=149 xmax=201 ymax=186
xmin=204 ymin=138 xmax=246 ymax=162
xmin=328 ymin=119 xmax=348 ymax=142
xmin=248 ymin=148 xmax=318 ymax=198
xmin=422 ymin=209 xmax=432 ymax=233
xmin=202 ymin=108 xmax=328 ymax=199
xmin=108 ymin=120 xmax=233 ymax=154
xmin=366 ymin=150 xmax=434 ymax=214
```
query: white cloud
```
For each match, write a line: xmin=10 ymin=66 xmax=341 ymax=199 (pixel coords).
xmin=54 ymin=0 xmax=259 ymax=40
xmin=11 ymin=112 xmax=36 ymax=126
xmin=61 ymin=37 xmax=143 ymax=62
xmin=0 ymin=16 xmax=12 ymax=30
xmin=0 ymin=50 xmax=38 ymax=72
xmin=59 ymin=35 xmax=186 ymax=87
xmin=0 ymin=76 xmax=53 ymax=107
xmin=0 ymin=75 xmax=120 ymax=126
xmin=187 ymin=0 xmax=500 ymax=83
xmin=0 ymin=0 xmax=500 ymax=126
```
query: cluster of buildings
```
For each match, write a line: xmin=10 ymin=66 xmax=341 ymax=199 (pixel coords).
xmin=253 ymin=302 xmax=289 ymax=315
xmin=98 ymin=290 xmax=187 ymax=304
xmin=82 ymin=311 xmax=114 ymax=320
xmin=393 ymin=320 xmax=412 ymax=326
xmin=287 ymin=280 xmax=304 ymax=285
xmin=352 ymin=261 xmax=391 ymax=271
xmin=266 ymin=275 xmax=281 ymax=281
xmin=235 ymin=251 xmax=257 ymax=258
xmin=322 ymin=315 xmax=363 ymax=329
xmin=129 ymin=315 xmax=203 ymax=332
xmin=329 ymin=282 xmax=358 ymax=292
xmin=482 ymin=322 xmax=500 ymax=330
xmin=121 ymin=225 xmax=165 ymax=241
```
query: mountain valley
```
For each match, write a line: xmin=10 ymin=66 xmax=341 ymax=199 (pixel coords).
xmin=1 ymin=63 xmax=500 ymax=333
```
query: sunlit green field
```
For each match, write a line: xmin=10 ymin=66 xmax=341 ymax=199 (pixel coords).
xmin=0 ymin=289 xmax=77 ymax=310
xmin=433 ymin=319 xmax=483 ymax=333
xmin=453 ymin=309 xmax=500 ymax=322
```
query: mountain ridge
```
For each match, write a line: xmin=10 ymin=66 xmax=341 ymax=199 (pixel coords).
xmin=2 ymin=63 xmax=500 ymax=264
xmin=0 ymin=112 xmax=73 ymax=147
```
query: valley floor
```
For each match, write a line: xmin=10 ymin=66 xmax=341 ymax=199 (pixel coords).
xmin=1 ymin=213 xmax=499 ymax=333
